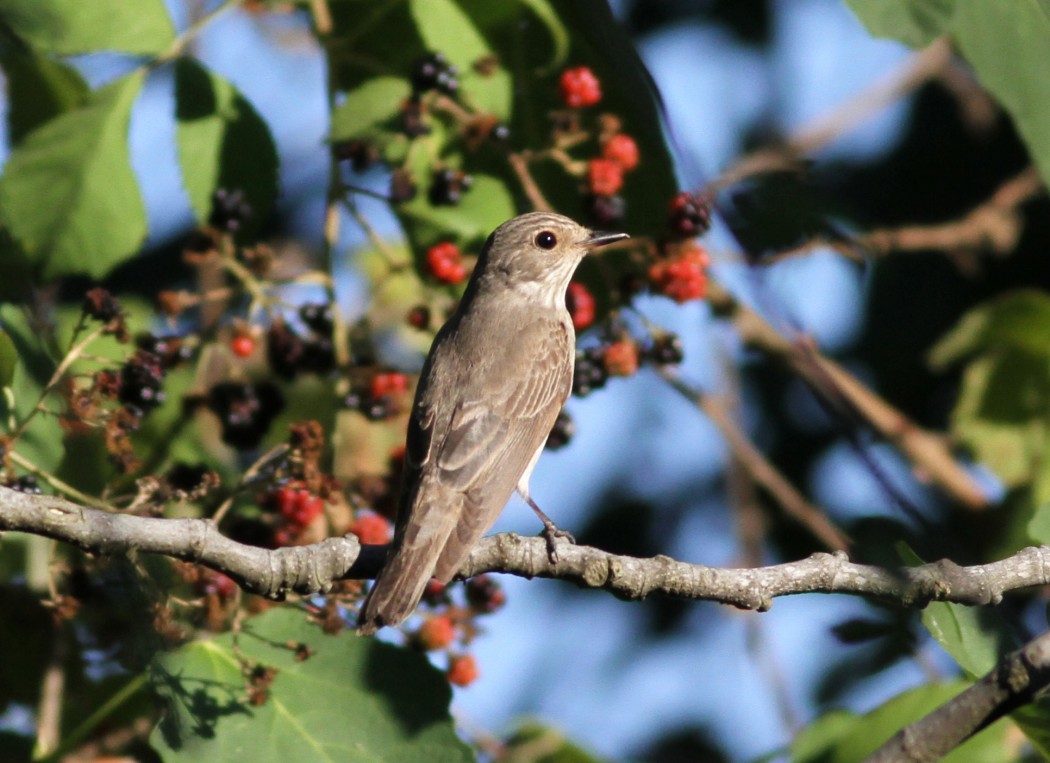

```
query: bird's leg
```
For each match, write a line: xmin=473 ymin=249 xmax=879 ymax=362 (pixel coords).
xmin=525 ymin=496 xmax=575 ymax=562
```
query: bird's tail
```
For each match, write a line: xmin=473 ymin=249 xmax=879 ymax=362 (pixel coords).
xmin=357 ymin=495 xmax=458 ymax=634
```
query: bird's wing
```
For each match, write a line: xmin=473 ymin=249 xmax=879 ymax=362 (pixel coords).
xmin=429 ymin=319 xmax=572 ymax=579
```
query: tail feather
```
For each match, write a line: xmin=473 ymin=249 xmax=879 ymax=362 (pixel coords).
xmin=357 ymin=493 xmax=459 ymax=634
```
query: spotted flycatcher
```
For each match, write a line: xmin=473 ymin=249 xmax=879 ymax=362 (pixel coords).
xmin=357 ymin=211 xmax=628 ymax=633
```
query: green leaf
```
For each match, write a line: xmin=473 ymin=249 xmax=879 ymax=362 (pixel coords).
xmin=793 ymin=682 xmax=1016 ymax=762
xmin=848 ymin=1 xmax=1050 ymax=190
xmin=401 ymin=173 xmax=517 ymax=247
xmin=174 ymin=58 xmax=279 ymax=232
xmin=0 ymin=331 xmax=16 ymax=389
xmin=0 ymin=0 xmax=175 ymax=55
xmin=929 ymin=290 xmax=1050 ymax=368
xmin=408 ymin=0 xmax=511 ymax=118
xmin=329 ymin=76 xmax=412 ymax=142
xmin=0 ymin=42 xmax=89 ymax=145
xmin=150 ymin=608 xmax=473 ymax=762
xmin=513 ymin=0 xmax=569 ymax=71
xmin=0 ymin=70 xmax=148 ymax=280
xmin=845 ymin=0 xmax=955 ymax=48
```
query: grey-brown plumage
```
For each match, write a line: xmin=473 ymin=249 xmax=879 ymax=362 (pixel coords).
xmin=357 ymin=211 xmax=627 ymax=633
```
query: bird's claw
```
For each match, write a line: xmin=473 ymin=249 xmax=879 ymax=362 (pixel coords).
xmin=540 ymin=522 xmax=575 ymax=563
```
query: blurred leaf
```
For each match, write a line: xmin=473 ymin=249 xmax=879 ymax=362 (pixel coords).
xmin=1011 ymin=699 xmax=1050 ymax=759
xmin=793 ymin=682 xmax=1015 ymax=763
xmin=329 ymin=76 xmax=412 ymax=142
xmin=845 ymin=0 xmax=954 ymax=48
xmin=0 ymin=40 xmax=89 ymax=145
xmin=505 ymin=721 xmax=606 ymax=763
xmin=409 ymin=0 xmax=511 ymax=118
xmin=0 ymin=331 xmax=16 ymax=389
xmin=929 ymin=290 xmax=1050 ymax=368
xmin=0 ymin=585 xmax=53 ymax=713
xmin=0 ymin=0 xmax=174 ymax=55
xmin=0 ymin=70 xmax=148 ymax=280
xmin=174 ymin=58 xmax=278 ymax=234
xmin=150 ymin=608 xmax=472 ymax=762
xmin=848 ymin=1 xmax=1050 ymax=189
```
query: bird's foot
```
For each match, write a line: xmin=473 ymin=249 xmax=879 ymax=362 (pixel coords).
xmin=526 ymin=496 xmax=574 ymax=563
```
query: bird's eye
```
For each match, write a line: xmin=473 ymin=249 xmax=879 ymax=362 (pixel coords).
xmin=535 ymin=231 xmax=557 ymax=249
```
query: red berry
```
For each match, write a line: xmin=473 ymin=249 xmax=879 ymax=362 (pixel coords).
xmin=230 ymin=334 xmax=256 ymax=358
xmin=417 ymin=615 xmax=455 ymax=650
xmin=426 ymin=242 xmax=468 ymax=285
xmin=648 ymin=243 xmax=710 ymax=303
xmin=560 ymin=66 xmax=602 ymax=108
xmin=447 ymin=654 xmax=479 ymax=687
xmin=602 ymin=339 xmax=640 ymax=377
xmin=587 ymin=158 xmax=624 ymax=197
xmin=295 ymin=493 xmax=325 ymax=525
xmin=349 ymin=512 xmax=392 ymax=545
xmin=370 ymin=372 xmax=409 ymax=400
xmin=566 ymin=282 xmax=596 ymax=331
xmin=422 ymin=578 xmax=449 ymax=605
xmin=274 ymin=486 xmax=300 ymax=519
xmin=602 ymin=134 xmax=639 ymax=172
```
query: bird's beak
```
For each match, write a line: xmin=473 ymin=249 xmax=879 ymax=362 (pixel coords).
xmin=585 ymin=230 xmax=629 ymax=249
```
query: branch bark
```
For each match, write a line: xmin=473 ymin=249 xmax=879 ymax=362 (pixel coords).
xmin=865 ymin=628 xmax=1050 ymax=762
xmin=3 ymin=487 xmax=1048 ymax=610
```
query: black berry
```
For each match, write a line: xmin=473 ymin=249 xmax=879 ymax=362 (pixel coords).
xmin=299 ymin=303 xmax=334 ymax=336
xmin=209 ymin=188 xmax=253 ymax=233
xmin=465 ymin=575 xmax=506 ymax=613
xmin=646 ymin=334 xmax=684 ymax=365
xmin=118 ymin=350 xmax=166 ymax=415
xmin=572 ymin=348 xmax=608 ymax=397
xmin=585 ymin=194 xmax=625 ymax=226
xmin=428 ymin=168 xmax=473 ymax=206
xmin=208 ymin=381 xmax=285 ymax=450
xmin=667 ymin=192 xmax=712 ymax=238
xmin=546 ymin=410 xmax=576 ymax=450
xmin=82 ymin=288 xmax=122 ymax=323
xmin=410 ymin=52 xmax=458 ymax=96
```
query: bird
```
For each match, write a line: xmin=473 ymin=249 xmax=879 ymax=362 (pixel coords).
xmin=357 ymin=211 xmax=628 ymax=633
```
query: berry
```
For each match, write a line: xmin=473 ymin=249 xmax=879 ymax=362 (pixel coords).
xmin=299 ymin=303 xmax=334 ymax=336
xmin=587 ymin=158 xmax=623 ymax=197
xmin=465 ymin=575 xmax=506 ymax=613
xmin=118 ymin=350 xmax=166 ymax=415
xmin=428 ymin=169 xmax=473 ymax=206
xmin=426 ymin=242 xmax=468 ymax=285
xmin=348 ymin=512 xmax=392 ymax=545
xmin=602 ymin=134 xmax=639 ymax=171
xmin=585 ymin=194 xmax=625 ymax=226
xmin=209 ymin=188 xmax=253 ymax=233
xmin=298 ymin=338 xmax=336 ymax=375
xmin=446 ymin=654 xmax=479 ymax=687
xmin=399 ymin=99 xmax=432 ymax=137
xmin=546 ymin=410 xmax=575 ymax=450
xmin=647 ymin=334 xmax=684 ymax=365
xmin=416 ymin=615 xmax=455 ymax=651
xmin=422 ymin=578 xmax=450 ymax=606
xmin=648 ymin=243 xmax=710 ymax=303
xmin=230 ymin=334 xmax=256 ymax=358
xmin=5 ymin=474 xmax=42 ymax=494
xmin=270 ymin=484 xmax=324 ymax=527
xmin=602 ymin=339 xmax=639 ymax=377
xmin=82 ymin=287 xmax=122 ymax=323
xmin=407 ymin=305 xmax=431 ymax=330
xmin=370 ymin=372 xmax=409 ymax=400
xmin=166 ymin=462 xmax=211 ymax=493
xmin=410 ymin=52 xmax=458 ymax=96
xmin=198 ymin=571 xmax=237 ymax=600
xmin=572 ymin=347 xmax=608 ymax=397
xmin=136 ymin=334 xmax=192 ymax=370
xmin=565 ymin=282 xmax=596 ymax=331
xmin=390 ymin=169 xmax=417 ymax=202
xmin=267 ymin=320 xmax=305 ymax=380
xmin=207 ymin=381 xmax=285 ymax=450
xmin=332 ymin=139 xmax=378 ymax=173
xmin=667 ymin=192 xmax=712 ymax=238
xmin=559 ymin=66 xmax=602 ymax=108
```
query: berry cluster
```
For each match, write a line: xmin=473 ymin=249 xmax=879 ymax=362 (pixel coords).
xmin=646 ymin=334 xmax=685 ymax=365
xmin=207 ymin=381 xmax=285 ymax=450
xmin=343 ymin=371 xmax=410 ymax=421
xmin=428 ymin=168 xmax=473 ymax=206
xmin=209 ymin=187 xmax=253 ymax=233
xmin=648 ymin=241 xmax=710 ymax=303
xmin=410 ymin=52 xmax=458 ymax=97
xmin=545 ymin=410 xmax=575 ymax=450
xmin=560 ymin=66 xmax=602 ymax=108
xmin=267 ymin=312 xmax=336 ymax=381
xmin=602 ymin=338 xmax=640 ymax=377
xmin=136 ymin=334 xmax=193 ymax=369
xmin=667 ymin=191 xmax=713 ymax=239
xmin=3 ymin=474 xmax=42 ymax=494
xmin=118 ymin=349 xmax=166 ymax=415
xmin=82 ymin=287 xmax=123 ymax=323
xmin=572 ymin=347 xmax=608 ymax=397
xmin=267 ymin=483 xmax=325 ymax=546
xmin=348 ymin=511 xmax=392 ymax=545
xmin=426 ymin=242 xmax=468 ymax=285
xmin=585 ymin=130 xmax=640 ymax=221
xmin=565 ymin=282 xmax=596 ymax=330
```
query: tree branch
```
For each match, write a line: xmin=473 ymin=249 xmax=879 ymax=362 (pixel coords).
xmin=865 ymin=628 xmax=1050 ymax=762
xmin=4 ymin=488 xmax=1048 ymax=611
